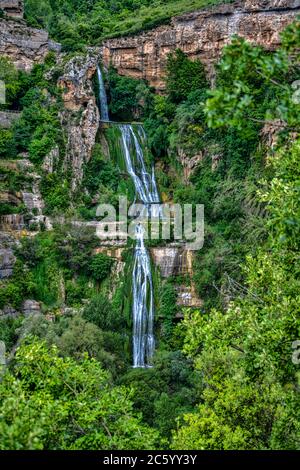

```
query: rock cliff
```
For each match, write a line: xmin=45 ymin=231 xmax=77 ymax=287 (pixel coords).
xmin=0 ymin=16 xmax=60 ymax=72
xmin=0 ymin=0 xmax=23 ymax=18
xmin=57 ymin=52 xmax=100 ymax=190
xmin=101 ymin=0 xmax=300 ymax=91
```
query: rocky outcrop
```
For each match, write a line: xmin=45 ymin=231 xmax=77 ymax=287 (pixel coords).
xmin=58 ymin=52 xmax=100 ymax=190
xmin=151 ymin=246 xmax=202 ymax=308
xmin=0 ymin=110 xmax=21 ymax=129
xmin=0 ymin=0 xmax=23 ymax=18
xmin=176 ymin=285 xmax=202 ymax=308
xmin=0 ymin=247 xmax=16 ymax=279
xmin=22 ymin=299 xmax=41 ymax=316
xmin=101 ymin=0 xmax=300 ymax=91
xmin=42 ymin=146 xmax=60 ymax=174
xmin=151 ymin=246 xmax=195 ymax=278
xmin=0 ymin=17 xmax=61 ymax=72
xmin=0 ymin=214 xmax=25 ymax=231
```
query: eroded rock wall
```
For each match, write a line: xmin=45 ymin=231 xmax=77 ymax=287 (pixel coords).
xmin=0 ymin=0 xmax=23 ymax=18
xmin=0 ymin=17 xmax=61 ymax=72
xmin=57 ymin=52 xmax=100 ymax=190
xmin=101 ymin=0 xmax=300 ymax=91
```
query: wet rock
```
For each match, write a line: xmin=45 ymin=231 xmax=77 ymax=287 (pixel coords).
xmin=0 ymin=305 xmax=18 ymax=318
xmin=42 ymin=146 xmax=60 ymax=174
xmin=176 ymin=285 xmax=202 ymax=308
xmin=0 ymin=110 xmax=21 ymax=129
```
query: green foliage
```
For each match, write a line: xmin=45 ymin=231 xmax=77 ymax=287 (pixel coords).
xmin=40 ymin=174 xmax=70 ymax=214
xmin=24 ymin=0 xmax=229 ymax=51
xmin=0 ymin=129 xmax=15 ymax=159
xmin=0 ymin=58 xmax=20 ymax=110
xmin=89 ymin=253 xmax=114 ymax=283
xmin=120 ymin=350 xmax=199 ymax=439
xmin=172 ymin=136 xmax=300 ymax=450
xmin=157 ymin=281 xmax=178 ymax=344
xmin=0 ymin=317 xmax=23 ymax=350
xmin=82 ymin=294 xmax=124 ymax=332
xmin=51 ymin=224 xmax=98 ymax=276
xmin=0 ymin=339 xmax=161 ymax=449
xmin=166 ymin=49 xmax=208 ymax=104
xmin=107 ymin=67 xmax=148 ymax=121
xmin=205 ymin=28 xmax=300 ymax=133
xmin=83 ymin=143 xmax=120 ymax=196
xmin=0 ymin=261 xmax=36 ymax=310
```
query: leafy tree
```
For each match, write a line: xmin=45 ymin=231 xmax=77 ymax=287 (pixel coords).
xmin=0 ymin=58 xmax=20 ymax=109
xmin=172 ymin=137 xmax=300 ymax=450
xmin=166 ymin=49 xmax=208 ymax=104
xmin=89 ymin=253 xmax=114 ymax=282
xmin=0 ymin=339 xmax=161 ymax=449
xmin=205 ymin=24 xmax=300 ymax=133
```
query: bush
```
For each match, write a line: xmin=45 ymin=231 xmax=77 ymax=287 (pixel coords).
xmin=166 ymin=49 xmax=208 ymax=104
xmin=89 ymin=253 xmax=114 ymax=282
xmin=82 ymin=294 xmax=122 ymax=331
xmin=108 ymin=67 xmax=146 ymax=121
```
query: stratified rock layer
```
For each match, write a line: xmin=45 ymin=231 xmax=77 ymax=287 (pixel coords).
xmin=102 ymin=0 xmax=300 ymax=90
xmin=58 ymin=51 xmax=100 ymax=190
xmin=0 ymin=17 xmax=61 ymax=72
xmin=0 ymin=0 xmax=23 ymax=18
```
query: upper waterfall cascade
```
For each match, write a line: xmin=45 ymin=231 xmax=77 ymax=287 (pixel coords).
xmin=97 ymin=65 xmax=109 ymax=121
xmin=97 ymin=66 xmax=160 ymax=367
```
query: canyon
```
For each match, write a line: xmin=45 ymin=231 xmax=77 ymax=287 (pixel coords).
xmin=0 ymin=0 xmax=297 ymax=314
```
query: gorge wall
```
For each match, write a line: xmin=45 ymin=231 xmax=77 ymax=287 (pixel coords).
xmin=101 ymin=0 xmax=300 ymax=91
xmin=0 ymin=0 xmax=23 ymax=18
xmin=0 ymin=0 xmax=60 ymax=72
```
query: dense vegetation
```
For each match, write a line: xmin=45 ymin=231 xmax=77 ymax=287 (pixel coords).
xmin=0 ymin=5 xmax=300 ymax=450
xmin=24 ymin=0 xmax=231 ymax=50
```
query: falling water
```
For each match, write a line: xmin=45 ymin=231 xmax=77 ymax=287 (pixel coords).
xmin=132 ymin=224 xmax=155 ymax=367
xmin=119 ymin=124 xmax=159 ymax=367
xmin=120 ymin=124 xmax=159 ymax=206
xmin=97 ymin=65 xmax=109 ymax=121
xmin=97 ymin=65 xmax=159 ymax=367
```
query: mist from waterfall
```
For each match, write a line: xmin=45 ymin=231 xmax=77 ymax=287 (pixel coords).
xmin=97 ymin=65 xmax=109 ymax=121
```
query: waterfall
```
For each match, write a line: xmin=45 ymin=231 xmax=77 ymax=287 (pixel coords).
xmin=97 ymin=65 xmax=109 ymax=121
xmin=119 ymin=124 xmax=159 ymax=367
xmin=132 ymin=224 xmax=155 ymax=367
xmin=97 ymin=68 xmax=159 ymax=367
xmin=120 ymin=124 xmax=159 ymax=206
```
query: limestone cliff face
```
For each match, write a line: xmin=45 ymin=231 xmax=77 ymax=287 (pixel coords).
xmin=0 ymin=17 xmax=60 ymax=72
xmin=101 ymin=0 xmax=300 ymax=91
xmin=0 ymin=0 xmax=23 ymax=18
xmin=57 ymin=52 xmax=100 ymax=190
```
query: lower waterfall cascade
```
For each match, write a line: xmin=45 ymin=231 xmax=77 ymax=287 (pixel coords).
xmin=98 ymin=68 xmax=160 ymax=367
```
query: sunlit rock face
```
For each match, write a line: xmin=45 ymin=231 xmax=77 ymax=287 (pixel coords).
xmin=101 ymin=0 xmax=300 ymax=91
xmin=150 ymin=247 xmax=202 ymax=308
xmin=57 ymin=52 xmax=100 ymax=190
xmin=150 ymin=247 xmax=195 ymax=278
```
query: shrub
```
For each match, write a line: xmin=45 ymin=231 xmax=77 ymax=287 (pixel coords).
xmin=166 ymin=49 xmax=208 ymax=104
xmin=89 ymin=253 xmax=114 ymax=283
